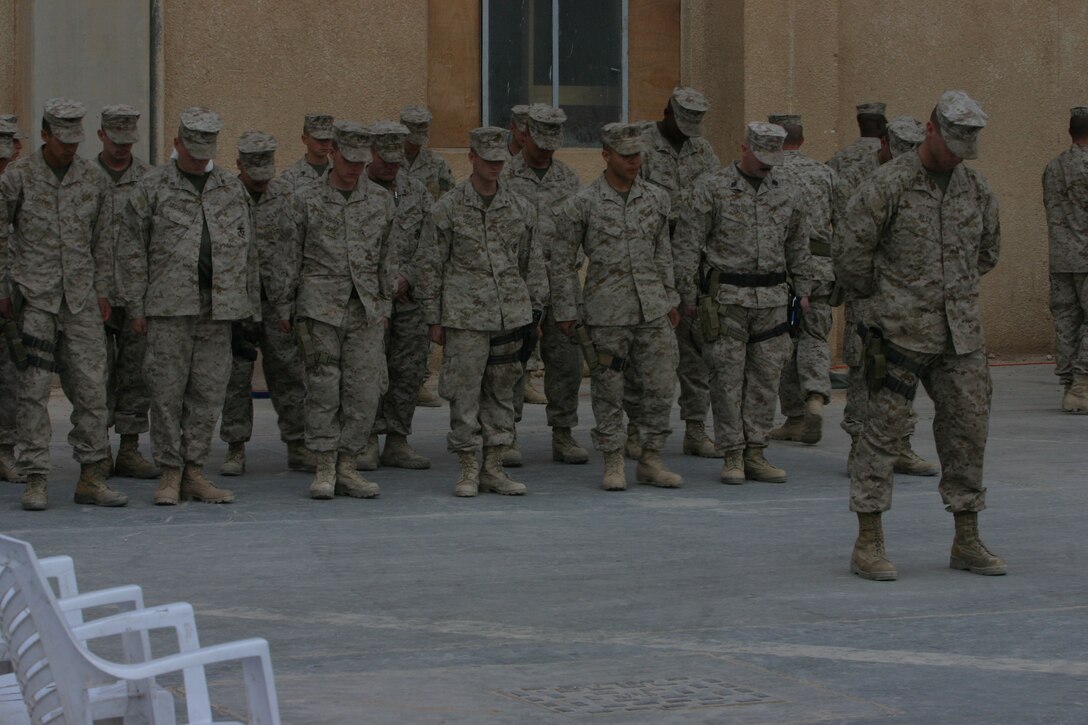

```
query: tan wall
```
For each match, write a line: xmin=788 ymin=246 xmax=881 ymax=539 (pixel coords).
xmin=0 ymin=0 xmax=13 ymax=113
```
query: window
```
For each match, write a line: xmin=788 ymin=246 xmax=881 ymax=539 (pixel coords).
xmin=482 ymin=0 xmax=628 ymax=147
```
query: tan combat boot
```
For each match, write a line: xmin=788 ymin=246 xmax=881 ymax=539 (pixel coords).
xmin=417 ymin=383 xmax=442 ymax=408
xmin=682 ymin=420 xmax=721 ymax=458
xmin=950 ymin=511 xmax=1007 ymax=575
xmin=309 ymin=451 xmax=336 ymax=499
xmin=624 ymin=422 xmax=643 ymax=460
xmin=501 ymin=432 xmax=523 ymax=467
xmin=636 ymin=449 xmax=682 ymax=488
xmin=523 ymin=378 xmax=548 ymax=405
xmin=720 ymin=450 xmax=745 ymax=485
xmin=768 ymin=416 xmax=806 ymax=443
xmin=893 ymin=444 xmax=939 ymax=476
xmin=219 ymin=442 xmax=246 ymax=476
xmin=800 ymin=395 xmax=824 ymax=445
xmin=21 ymin=474 xmax=48 ymax=511
xmin=355 ymin=434 xmax=380 ymax=471
xmin=454 ymin=451 xmax=480 ymax=497
xmin=380 ymin=433 xmax=431 ymax=469
xmin=1062 ymin=372 xmax=1088 ymax=413
xmin=74 ymin=461 xmax=128 ymax=507
xmin=0 ymin=444 xmax=25 ymax=483
xmin=113 ymin=434 xmax=159 ymax=479
xmin=287 ymin=440 xmax=317 ymax=472
xmin=480 ymin=445 xmax=527 ymax=495
xmin=336 ymin=453 xmax=380 ymax=498
xmin=180 ymin=464 xmax=235 ymax=503
xmin=743 ymin=447 xmax=787 ymax=483
xmin=851 ymin=512 xmax=897 ymax=581
xmin=153 ymin=466 xmax=182 ymax=506
xmin=552 ymin=427 xmax=589 ymax=464
xmin=601 ymin=450 xmax=626 ymax=491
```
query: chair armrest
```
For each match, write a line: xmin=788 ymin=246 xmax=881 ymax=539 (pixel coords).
xmin=59 ymin=584 xmax=144 ymax=615
xmin=71 ymin=602 xmax=201 ymax=656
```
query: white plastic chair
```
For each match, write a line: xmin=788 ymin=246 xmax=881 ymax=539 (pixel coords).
xmin=0 ymin=535 xmax=280 ymax=725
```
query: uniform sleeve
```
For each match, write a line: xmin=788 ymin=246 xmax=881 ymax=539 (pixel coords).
xmin=672 ymin=177 xmax=714 ymax=307
xmin=833 ymin=178 xmax=890 ymax=300
xmin=376 ymin=197 xmax=397 ymax=319
xmin=550 ymin=195 xmax=586 ymax=322
xmin=519 ymin=202 xmax=547 ymax=314
xmin=90 ymin=185 xmax=111 ymax=299
xmin=653 ymin=192 xmax=679 ymax=308
xmin=403 ymin=190 xmax=434 ymax=290
xmin=419 ymin=201 xmax=451 ymax=326
xmin=242 ymin=196 xmax=261 ymax=322
xmin=1042 ymin=161 xmax=1068 ymax=259
xmin=117 ymin=182 xmax=152 ymax=319
xmin=279 ymin=191 xmax=307 ymax=320
xmin=977 ymin=177 xmax=1001 ymax=277
xmin=784 ymin=196 xmax=814 ymax=297
xmin=0 ymin=169 xmax=19 ymax=300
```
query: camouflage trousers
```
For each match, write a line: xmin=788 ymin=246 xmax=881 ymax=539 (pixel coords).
xmin=704 ymin=305 xmax=792 ymax=453
xmin=300 ymin=298 xmax=387 ymax=455
xmin=850 ymin=346 xmax=990 ymax=513
xmin=18 ymin=299 xmax=110 ymax=475
xmin=373 ymin=303 xmax=429 ymax=437
xmin=105 ymin=307 xmax=150 ymax=435
xmin=220 ymin=301 xmax=307 ymax=445
xmin=841 ymin=301 xmax=918 ymax=442
xmin=513 ymin=306 xmax=582 ymax=428
xmin=145 ymin=295 xmax=232 ymax=468
xmin=621 ymin=314 xmax=708 ymax=426
xmin=440 ymin=327 xmax=522 ymax=453
xmin=0 ymin=351 xmax=15 ymax=446
xmin=588 ymin=315 xmax=678 ymax=453
xmin=778 ymin=282 xmax=834 ymax=417
xmin=1049 ymin=272 xmax=1088 ymax=385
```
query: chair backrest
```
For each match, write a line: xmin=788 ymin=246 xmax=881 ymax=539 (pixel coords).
xmin=0 ymin=536 xmax=99 ymax=724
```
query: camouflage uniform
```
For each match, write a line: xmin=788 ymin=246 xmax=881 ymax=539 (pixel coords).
xmin=638 ymin=121 xmax=720 ymax=426
xmin=0 ymin=149 xmax=111 ymax=476
xmin=835 ymin=150 xmax=1001 ymax=513
xmin=419 ymin=180 xmax=546 ymax=453
xmin=119 ymin=162 xmax=260 ymax=468
xmin=372 ymin=168 xmax=434 ymax=438
xmin=94 ymin=155 xmax=152 ymax=436
xmin=502 ymin=150 xmax=583 ymax=430
xmin=283 ymin=173 xmax=396 ymax=455
xmin=774 ymin=150 xmax=837 ymax=416
xmin=220 ymin=176 xmax=306 ymax=446
xmin=553 ymin=174 xmax=678 ymax=452
xmin=405 ymin=147 xmax=455 ymax=201
xmin=281 ymin=157 xmax=329 ymax=190
xmin=674 ymin=161 xmax=813 ymax=454
xmin=1042 ymin=142 xmax=1088 ymax=387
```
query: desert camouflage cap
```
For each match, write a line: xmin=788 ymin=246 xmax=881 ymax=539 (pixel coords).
xmin=1071 ymin=107 xmax=1088 ymax=117
xmin=178 ymin=107 xmax=223 ymax=160
xmin=934 ymin=90 xmax=987 ymax=160
xmin=601 ymin=122 xmax=645 ymax=155
xmin=745 ymin=121 xmax=787 ymax=166
xmin=400 ymin=105 xmax=431 ymax=145
xmin=370 ymin=120 xmax=410 ymax=163
xmin=44 ymin=97 xmax=86 ymax=144
xmin=101 ymin=104 xmax=141 ymax=144
xmin=886 ymin=115 xmax=925 ymax=158
xmin=237 ymin=130 xmax=277 ymax=181
xmin=304 ymin=113 xmax=335 ymax=140
xmin=768 ymin=113 xmax=801 ymax=127
xmin=0 ymin=114 xmax=24 ymax=140
xmin=856 ymin=102 xmax=887 ymax=117
xmin=469 ymin=126 xmax=509 ymax=162
xmin=333 ymin=120 xmax=372 ymax=164
xmin=510 ymin=104 xmax=530 ymax=131
xmin=670 ymin=86 xmax=708 ymax=138
xmin=527 ymin=104 xmax=566 ymax=151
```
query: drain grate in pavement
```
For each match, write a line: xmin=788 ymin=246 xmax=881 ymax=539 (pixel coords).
xmin=500 ymin=677 xmax=786 ymax=714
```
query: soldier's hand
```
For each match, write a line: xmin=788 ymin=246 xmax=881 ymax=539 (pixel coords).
xmin=667 ymin=307 xmax=681 ymax=329
xmin=395 ymin=274 xmax=410 ymax=297
xmin=428 ymin=324 xmax=445 ymax=345
xmin=382 ymin=316 xmax=390 ymax=329
xmin=684 ymin=304 xmax=698 ymax=319
xmin=132 ymin=317 xmax=148 ymax=336
xmin=277 ymin=320 xmax=292 ymax=334
xmin=558 ymin=320 xmax=576 ymax=337
xmin=98 ymin=297 xmax=112 ymax=322
xmin=0 ymin=298 xmax=12 ymax=320
xmin=801 ymin=296 xmax=810 ymax=314
xmin=535 ymin=325 xmax=543 ymax=340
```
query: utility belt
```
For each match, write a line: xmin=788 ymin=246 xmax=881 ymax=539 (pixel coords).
xmin=573 ymin=323 xmax=627 ymax=372
xmin=231 ymin=320 xmax=261 ymax=362
xmin=856 ymin=322 xmax=925 ymax=401
xmin=696 ymin=268 xmax=791 ymax=344
xmin=296 ymin=319 xmax=338 ymax=370
xmin=486 ymin=309 xmax=542 ymax=366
